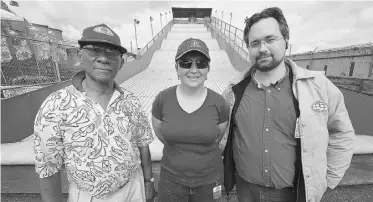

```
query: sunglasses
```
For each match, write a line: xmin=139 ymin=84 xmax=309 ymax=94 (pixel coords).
xmin=82 ymin=45 xmax=122 ymax=59
xmin=177 ymin=60 xmax=209 ymax=69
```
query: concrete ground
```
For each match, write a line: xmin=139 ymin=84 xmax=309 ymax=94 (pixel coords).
xmin=2 ymin=185 xmax=373 ymax=202
xmin=2 ymin=155 xmax=373 ymax=201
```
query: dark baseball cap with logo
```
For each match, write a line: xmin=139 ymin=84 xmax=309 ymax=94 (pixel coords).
xmin=78 ymin=23 xmax=127 ymax=54
xmin=175 ymin=38 xmax=210 ymax=62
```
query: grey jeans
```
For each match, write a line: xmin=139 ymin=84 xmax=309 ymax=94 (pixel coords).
xmin=236 ymin=174 xmax=295 ymax=202
xmin=157 ymin=168 xmax=221 ymax=202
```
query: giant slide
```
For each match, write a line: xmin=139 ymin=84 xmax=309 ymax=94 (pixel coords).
xmin=1 ymin=24 xmax=372 ymax=164
xmin=0 ymin=24 xmax=241 ymax=164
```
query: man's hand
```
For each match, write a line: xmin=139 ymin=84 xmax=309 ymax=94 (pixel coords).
xmin=145 ymin=181 xmax=156 ymax=201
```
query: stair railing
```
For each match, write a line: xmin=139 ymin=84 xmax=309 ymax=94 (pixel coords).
xmin=137 ymin=20 xmax=174 ymax=57
xmin=207 ymin=16 xmax=250 ymax=61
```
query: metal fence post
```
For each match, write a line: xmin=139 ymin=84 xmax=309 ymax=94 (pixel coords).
xmin=349 ymin=61 xmax=355 ymax=77
xmin=54 ymin=61 xmax=61 ymax=83
xmin=369 ymin=49 xmax=373 ymax=78
xmin=224 ymin=23 xmax=227 ymax=38
xmin=234 ymin=28 xmax=237 ymax=48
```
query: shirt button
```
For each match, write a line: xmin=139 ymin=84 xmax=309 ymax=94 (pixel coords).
xmin=265 ymin=128 xmax=269 ymax=132
xmin=306 ymin=174 xmax=310 ymax=178
xmin=277 ymin=88 xmax=281 ymax=91
xmin=265 ymin=149 xmax=268 ymax=153
xmin=267 ymin=108 xmax=271 ymax=111
xmin=303 ymin=149 xmax=307 ymax=153
xmin=264 ymin=169 xmax=268 ymax=173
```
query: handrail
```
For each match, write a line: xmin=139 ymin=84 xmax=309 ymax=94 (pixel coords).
xmin=207 ymin=16 xmax=250 ymax=62
xmin=137 ymin=20 xmax=174 ymax=56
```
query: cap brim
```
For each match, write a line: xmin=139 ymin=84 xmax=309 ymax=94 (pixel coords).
xmin=175 ymin=49 xmax=210 ymax=61
xmin=78 ymin=39 xmax=127 ymax=54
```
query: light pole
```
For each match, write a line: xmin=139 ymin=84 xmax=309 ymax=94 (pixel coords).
xmin=221 ymin=11 xmax=224 ymax=21
xmin=150 ymin=16 xmax=154 ymax=39
xmin=160 ymin=13 xmax=163 ymax=28
xmin=130 ymin=41 xmax=133 ymax=53
xmin=134 ymin=19 xmax=140 ymax=54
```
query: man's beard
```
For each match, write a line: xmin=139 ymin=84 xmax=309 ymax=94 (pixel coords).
xmin=253 ymin=52 xmax=284 ymax=72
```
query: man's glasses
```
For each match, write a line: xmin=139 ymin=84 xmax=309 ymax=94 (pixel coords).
xmin=177 ymin=60 xmax=209 ymax=69
xmin=82 ymin=45 xmax=122 ymax=59
xmin=248 ymin=37 xmax=283 ymax=49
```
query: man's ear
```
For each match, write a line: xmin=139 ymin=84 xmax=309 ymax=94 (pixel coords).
xmin=285 ymin=40 xmax=289 ymax=49
xmin=120 ymin=57 xmax=125 ymax=70
xmin=78 ymin=49 xmax=83 ymax=59
xmin=75 ymin=49 xmax=83 ymax=66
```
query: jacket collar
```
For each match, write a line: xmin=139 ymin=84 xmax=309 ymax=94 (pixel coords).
xmin=72 ymin=70 xmax=124 ymax=94
xmin=230 ymin=58 xmax=315 ymax=87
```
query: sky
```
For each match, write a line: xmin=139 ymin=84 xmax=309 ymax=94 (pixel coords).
xmin=4 ymin=0 xmax=373 ymax=54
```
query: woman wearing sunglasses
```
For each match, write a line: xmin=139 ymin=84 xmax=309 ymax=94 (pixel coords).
xmin=152 ymin=38 xmax=229 ymax=202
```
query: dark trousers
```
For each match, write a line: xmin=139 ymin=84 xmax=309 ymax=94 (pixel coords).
xmin=158 ymin=168 xmax=220 ymax=202
xmin=235 ymin=174 xmax=295 ymax=202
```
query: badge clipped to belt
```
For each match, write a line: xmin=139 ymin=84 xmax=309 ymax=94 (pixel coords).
xmin=213 ymin=184 xmax=222 ymax=199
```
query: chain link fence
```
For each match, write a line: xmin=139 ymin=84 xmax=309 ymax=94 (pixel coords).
xmin=1 ymin=35 xmax=80 ymax=99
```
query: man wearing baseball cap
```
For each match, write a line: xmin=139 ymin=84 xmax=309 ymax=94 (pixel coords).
xmin=34 ymin=24 xmax=155 ymax=202
xmin=151 ymin=38 xmax=229 ymax=201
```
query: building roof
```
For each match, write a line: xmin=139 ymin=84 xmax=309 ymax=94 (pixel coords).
xmin=293 ymin=42 xmax=373 ymax=56
xmin=171 ymin=7 xmax=212 ymax=18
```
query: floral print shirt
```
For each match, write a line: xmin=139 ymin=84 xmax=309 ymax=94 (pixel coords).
xmin=33 ymin=72 xmax=154 ymax=199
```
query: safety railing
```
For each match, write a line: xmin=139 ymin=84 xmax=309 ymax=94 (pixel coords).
xmin=208 ymin=16 xmax=250 ymax=61
xmin=138 ymin=20 xmax=174 ymax=56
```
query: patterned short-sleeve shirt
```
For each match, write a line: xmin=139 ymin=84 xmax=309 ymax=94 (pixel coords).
xmin=33 ymin=72 xmax=154 ymax=199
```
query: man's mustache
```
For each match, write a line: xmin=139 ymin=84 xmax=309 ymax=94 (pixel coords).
xmin=256 ymin=53 xmax=273 ymax=60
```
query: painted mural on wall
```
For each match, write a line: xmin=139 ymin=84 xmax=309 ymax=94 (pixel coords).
xmin=1 ymin=19 xmax=77 ymax=86
xmin=1 ymin=36 xmax=12 ymax=63
xmin=29 ymin=24 xmax=67 ymax=63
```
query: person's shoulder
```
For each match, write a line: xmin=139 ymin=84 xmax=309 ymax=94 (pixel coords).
xmin=156 ymin=85 xmax=177 ymax=98
xmin=207 ymin=88 xmax=226 ymax=103
xmin=43 ymin=85 xmax=72 ymax=101
xmin=39 ymin=85 xmax=74 ymax=111
xmin=161 ymin=85 xmax=177 ymax=94
xmin=301 ymin=69 xmax=330 ymax=86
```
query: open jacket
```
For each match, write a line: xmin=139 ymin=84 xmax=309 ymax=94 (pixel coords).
xmin=220 ymin=58 xmax=355 ymax=202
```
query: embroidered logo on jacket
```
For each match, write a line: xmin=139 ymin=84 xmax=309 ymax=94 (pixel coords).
xmin=311 ymin=101 xmax=328 ymax=113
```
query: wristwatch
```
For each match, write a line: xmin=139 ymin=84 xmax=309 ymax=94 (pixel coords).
xmin=144 ymin=177 xmax=154 ymax=183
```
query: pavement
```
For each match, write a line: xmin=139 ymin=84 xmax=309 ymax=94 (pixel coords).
xmin=2 ymin=185 xmax=373 ymax=202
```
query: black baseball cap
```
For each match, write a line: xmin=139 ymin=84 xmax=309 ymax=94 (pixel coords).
xmin=78 ymin=23 xmax=127 ymax=54
xmin=175 ymin=38 xmax=210 ymax=62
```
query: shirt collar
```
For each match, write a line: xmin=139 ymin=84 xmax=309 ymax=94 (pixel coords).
xmin=71 ymin=71 xmax=124 ymax=94
xmin=251 ymin=64 xmax=289 ymax=90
